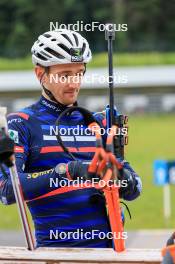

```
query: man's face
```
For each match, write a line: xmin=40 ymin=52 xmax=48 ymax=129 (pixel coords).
xmin=35 ymin=63 xmax=85 ymax=105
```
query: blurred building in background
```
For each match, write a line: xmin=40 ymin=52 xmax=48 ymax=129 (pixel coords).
xmin=1 ymin=66 xmax=175 ymax=114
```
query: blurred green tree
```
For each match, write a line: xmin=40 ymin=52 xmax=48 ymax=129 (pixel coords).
xmin=0 ymin=0 xmax=175 ymax=57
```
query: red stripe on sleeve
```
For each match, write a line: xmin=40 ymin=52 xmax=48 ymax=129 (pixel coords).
xmin=14 ymin=146 xmax=24 ymax=153
xmin=26 ymin=183 xmax=101 ymax=202
xmin=40 ymin=146 xmax=77 ymax=153
xmin=8 ymin=112 xmax=29 ymax=120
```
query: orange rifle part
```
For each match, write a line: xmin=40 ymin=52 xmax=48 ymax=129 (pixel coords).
xmin=88 ymin=122 xmax=125 ymax=252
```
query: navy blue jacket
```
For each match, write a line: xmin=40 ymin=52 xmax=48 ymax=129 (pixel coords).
xmin=0 ymin=96 xmax=142 ymax=248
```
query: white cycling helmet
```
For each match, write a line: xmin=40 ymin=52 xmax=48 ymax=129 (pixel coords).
xmin=31 ymin=29 xmax=92 ymax=67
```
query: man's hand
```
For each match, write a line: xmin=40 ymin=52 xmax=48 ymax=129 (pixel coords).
xmin=55 ymin=160 xmax=96 ymax=181
xmin=118 ymin=167 xmax=137 ymax=198
xmin=55 ymin=159 xmax=141 ymax=201
xmin=67 ymin=160 xmax=97 ymax=180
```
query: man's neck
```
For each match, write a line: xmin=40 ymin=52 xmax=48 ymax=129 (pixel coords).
xmin=41 ymin=91 xmax=73 ymax=107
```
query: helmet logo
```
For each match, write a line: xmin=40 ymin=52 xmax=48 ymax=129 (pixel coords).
xmin=70 ymin=48 xmax=83 ymax=62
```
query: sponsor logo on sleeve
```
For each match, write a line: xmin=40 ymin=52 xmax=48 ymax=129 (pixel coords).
xmin=8 ymin=129 xmax=19 ymax=144
xmin=8 ymin=118 xmax=22 ymax=124
xmin=27 ymin=169 xmax=54 ymax=179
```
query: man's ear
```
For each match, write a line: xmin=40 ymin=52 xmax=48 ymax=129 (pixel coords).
xmin=34 ymin=66 xmax=46 ymax=83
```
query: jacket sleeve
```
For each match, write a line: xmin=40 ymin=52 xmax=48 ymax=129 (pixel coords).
xmin=0 ymin=113 xmax=69 ymax=205
xmin=121 ymin=160 xmax=142 ymax=201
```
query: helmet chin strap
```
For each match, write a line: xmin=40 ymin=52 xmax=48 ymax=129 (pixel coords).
xmin=39 ymin=69 xmax=78 ymax=110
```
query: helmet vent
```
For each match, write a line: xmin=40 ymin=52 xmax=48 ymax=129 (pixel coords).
xmin=57 ymin=44 xmax=70 ymax=54
xmin=51 ymin=38 xmax=56 ymax=41
xmin=82 ymin=42 xmax=86 ymax=54
xmin=73 ymin=33 xmax=79 ymax=46
xmin=40 ymin=51 xmax=52 ymax=58
xmin=44 ymin=47 xmax=65 ymax=59
xmin=61 ymin=34 xmax=73 ymax=45
xmin=43 ymin=33 xmax=51 ymax=38
xmin=36 ymin=53 xmax=48 ymax=61
xmin=39 ymin=43 xmax=44 ymax=47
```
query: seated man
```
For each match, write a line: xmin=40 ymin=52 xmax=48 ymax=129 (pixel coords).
xmin=0 ymin=29 xmax=142 ymax=248
xmin=162 ymin=232 xmax=175 ymax=264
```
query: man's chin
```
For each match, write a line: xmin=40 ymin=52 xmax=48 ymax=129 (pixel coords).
xmin=66 ymin=100 xmax=76 ymax=106
xmin=60 ymin=99 xmax=77 ymax=106
xmin=54 ymin=94 xmax=78 ymax=106
xmin=63 ymin=97 xmax=78 ymax=106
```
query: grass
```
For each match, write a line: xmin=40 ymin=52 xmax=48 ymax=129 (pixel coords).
xmin=1 ymin=52 xmax=175 ymax=71
xmin=0 ymin=114 xmax=175 ymax=230
xmin=125 ymin=114 xmax=175 ymax=230
xmin=90 ymin=52 xmax=175 ymax=67
xmin=0 ymin=56 xmax=33 ymax=71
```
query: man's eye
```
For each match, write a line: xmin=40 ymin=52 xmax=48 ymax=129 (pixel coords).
xmin=61 ymin=74 xmax=69 ymax=78
xmin=59 ymin=74 xmax=69 ymax=82
xmin=76 ymin=72 xmax=83 ymax=76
